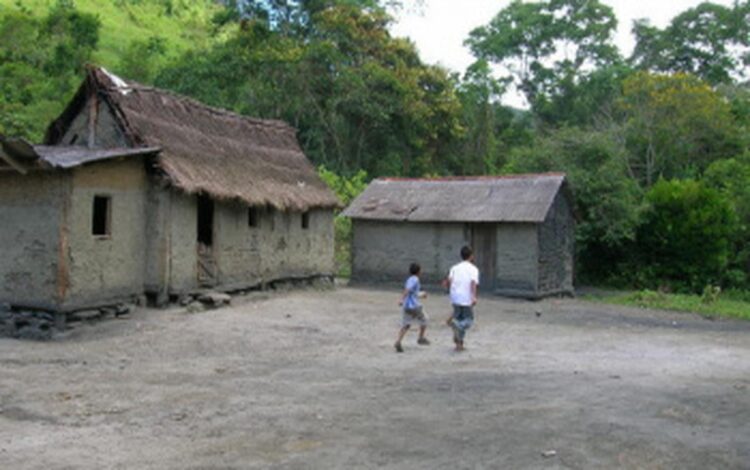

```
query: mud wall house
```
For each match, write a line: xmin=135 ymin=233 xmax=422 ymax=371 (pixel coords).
xmin=342 ymin=175 xmax=575 ymax=299
xmin=0 ymin=67 xmax=340 ymax=313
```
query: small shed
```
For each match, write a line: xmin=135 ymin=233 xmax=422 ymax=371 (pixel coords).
xmin=342 ymin=175 xmax=575 ymax=299
xmin=0 ymin=67 xmax=340 ymax=312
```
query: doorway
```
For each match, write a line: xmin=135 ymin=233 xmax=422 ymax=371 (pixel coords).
xmin=471 ymin=223 xmax=496 ymax=293
xmin=197 ymin=194 xmax=217 ymax=286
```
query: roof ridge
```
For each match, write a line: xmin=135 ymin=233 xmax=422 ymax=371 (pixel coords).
xmin=92 ymin=67 xmax=294 ymax=132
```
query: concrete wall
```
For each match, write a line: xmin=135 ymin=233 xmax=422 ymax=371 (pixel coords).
xmin=351 ymin=220 xmax=468 ymax=286
xmin=63 ymin=158 xmax=148 ymax=309
xmin=61 ymin=95 xmax=129 ymax=147
xmin=494 ymin=224 xmax=539 ymax=298
xmin=166 ymin=192 xmax=336 ymax=295
xmin=537 ymin=193 xmax=575 ymax=296
xmin=0 ymin=171 xmax=65 ymax=309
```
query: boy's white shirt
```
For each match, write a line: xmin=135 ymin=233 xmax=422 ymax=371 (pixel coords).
xmin=448 ymin=261 xmax=479 ymax=306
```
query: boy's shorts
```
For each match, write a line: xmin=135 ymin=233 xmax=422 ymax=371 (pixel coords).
xmin=451 ymin=305 xmax=474 ymax=334
xmin=402 ymin=306 xmax=428 ymax=327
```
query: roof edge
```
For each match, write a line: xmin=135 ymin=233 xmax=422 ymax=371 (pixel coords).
xmin=376 ymin=172 xmax=567 ymax=183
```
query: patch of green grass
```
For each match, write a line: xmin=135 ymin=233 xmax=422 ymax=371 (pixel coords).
xmin=584 ymin=289 xmax=750 ymax=320
xmin=1 ymin=0 xmax=221 ymax=68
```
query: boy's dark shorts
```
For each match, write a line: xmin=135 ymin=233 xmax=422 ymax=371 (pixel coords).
xmin=451 ymin=305 xmax=474 ymax=332
xmin=401 ymin=306 xmax=428 ymax=327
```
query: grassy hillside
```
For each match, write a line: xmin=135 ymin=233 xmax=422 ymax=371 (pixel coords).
xmin=0 ymin=0 xmax=221 ymax=69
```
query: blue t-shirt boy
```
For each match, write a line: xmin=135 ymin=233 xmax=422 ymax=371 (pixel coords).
xmin=403 ymin=274 xmax=421 ymax=311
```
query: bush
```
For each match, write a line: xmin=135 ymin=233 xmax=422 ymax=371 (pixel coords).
xmin=630 ymin=179 xmax=737 ymax=292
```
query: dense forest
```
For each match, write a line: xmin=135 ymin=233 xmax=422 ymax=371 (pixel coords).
xmin=1 ymin=0 xmax=749 ymax=294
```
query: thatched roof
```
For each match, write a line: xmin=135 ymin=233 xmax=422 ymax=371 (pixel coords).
xmin=45 ymin=67 xmax=339 ymax=210
xmin=342 ymin=174 xmax=569 ymax=223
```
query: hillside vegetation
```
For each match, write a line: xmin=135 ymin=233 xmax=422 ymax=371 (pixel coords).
xmin=0 ymin=0 xmax=221 ymax=67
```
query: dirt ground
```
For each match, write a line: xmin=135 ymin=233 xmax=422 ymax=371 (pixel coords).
xmin=1 ymin=286 xmax=749 ymax=470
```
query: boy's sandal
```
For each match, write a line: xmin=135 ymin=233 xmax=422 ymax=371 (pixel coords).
xmin=417 ymin=337 xmax=431 ymax=345
xmin=394 ymin=343 xmax=404 ymax=353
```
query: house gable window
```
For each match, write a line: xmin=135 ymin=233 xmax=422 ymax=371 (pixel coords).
xmin=92 ymin=195 xmax=111 ymax=237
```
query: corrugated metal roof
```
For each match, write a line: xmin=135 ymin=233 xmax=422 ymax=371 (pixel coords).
xmin=0 ymin=136 xmax=159 ymax=171
xmin=32 ymin=145 xmax=160 ymax=169
xmin=342 ymin=174 xmax=567 ymax=223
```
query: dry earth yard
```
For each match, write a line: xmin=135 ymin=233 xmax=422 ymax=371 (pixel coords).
xmin=1 ymin=286 xmax=749 ymax=469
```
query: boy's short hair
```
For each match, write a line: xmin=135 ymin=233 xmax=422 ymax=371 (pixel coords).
xmin=460 ymin=245 xmax=473 ymax=260
xmin=409 ymin=262 xmax=421 ymax=275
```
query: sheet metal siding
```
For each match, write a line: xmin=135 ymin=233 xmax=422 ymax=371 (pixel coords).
xmin=343 ymin=176 xmax=565 ymax=223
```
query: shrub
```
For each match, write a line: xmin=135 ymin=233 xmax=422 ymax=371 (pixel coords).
xmin=632 ymin=179 xmax=737 ymax=292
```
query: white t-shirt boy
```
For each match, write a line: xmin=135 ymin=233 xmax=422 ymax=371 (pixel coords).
xmin=448 ymin=261 xmax=479 ymax=306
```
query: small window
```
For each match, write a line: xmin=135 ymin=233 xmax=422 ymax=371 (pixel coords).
xmin=92 ymin=195 xmax=111 ymax=236
xmin=248 ymin=207 xmax=259 ymax=228
xmin=301 ymin=211 xmax=310 ymax=229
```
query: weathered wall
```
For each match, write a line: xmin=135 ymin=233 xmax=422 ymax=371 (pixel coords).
xmin=63 ymin=158 xmax=148 ymax=309
xmin=166 ymin=192 xmax=336 ymax=295
xmin=537 ymin=193 xmax=575 ymax=296
xmin=494 ymin=224 xmax=539 ymax=298
xmin=144 ymin=184 xmax=171 ymax=301
xmin=351 ymin=220 xmax=468 ymax=286
xmin=214 ymin=204 xmax=335 ymax=290
xmin=61 ymin=95 xmax=129 ymax=148
xmin=166 ymin=191 xmax=198 ymax=293
xmin=0 ymin=172 xmax=65 ymax=309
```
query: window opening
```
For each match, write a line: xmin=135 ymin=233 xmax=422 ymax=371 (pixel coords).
xmin=248 ymin=207 xmax=259 ymax=228
xmin=92 ymin=195 xmax=111 ymax=236
xmin=301 ymin=211 xmax=310 ymax=229
xmin=197 ymin=195 xmax=214 ymax=246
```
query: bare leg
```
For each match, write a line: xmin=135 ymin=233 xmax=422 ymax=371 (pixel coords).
xmin=417 ymin=325 xmax=430 ymax=345
xmin=395 ymin=326 xmax=409 ymax=352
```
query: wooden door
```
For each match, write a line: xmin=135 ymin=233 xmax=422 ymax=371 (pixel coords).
xmin=471 ymin=223 xmax=496 ymax=293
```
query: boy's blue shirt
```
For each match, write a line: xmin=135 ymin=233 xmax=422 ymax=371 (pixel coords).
xmin=403 ymin=275 xmax=421 ymax=310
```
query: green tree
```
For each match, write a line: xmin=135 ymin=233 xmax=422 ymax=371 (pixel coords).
xmin=704 ymin=153 xmax=750 ymax=288
xmin=451 ymin=60 xmax=505 ymax=174
xmin=158 ymin=2 xmax=463 ymax=177
xmin=117 ymin=36 xmax=168 ymax=84
xmin=618 ymin=71 xmax=742 ymax=187
xmin=466 ymin=0 xmax=620 ymax=109
xmin=0 ymin=1 xmax=100 ymax=140
xmin=631 ymin=1 xmax=750 ymax=85
xmin=633 ymin=179 xmax=737 ymax=291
